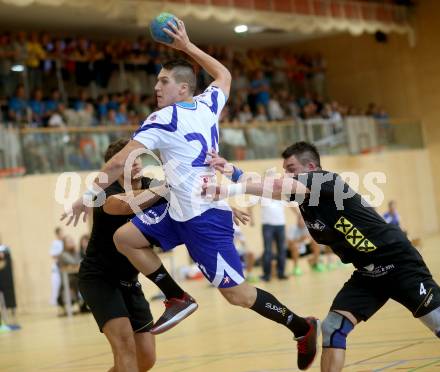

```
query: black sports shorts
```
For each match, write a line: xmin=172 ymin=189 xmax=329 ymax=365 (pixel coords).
xmin=330 ymin=258 xmax=440 ymax=322
xmin=79 ymin=273 xmax=153 ymax=333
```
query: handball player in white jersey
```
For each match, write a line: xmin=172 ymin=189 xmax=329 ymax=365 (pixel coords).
xmin=63 ymin=18 xmax=319 ymax=370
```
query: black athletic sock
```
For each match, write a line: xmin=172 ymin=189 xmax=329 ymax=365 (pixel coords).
xmin=146 ymin=265 xmax=184 ymax=300
xmin=250 ymin=288 xmax=310 ymax=338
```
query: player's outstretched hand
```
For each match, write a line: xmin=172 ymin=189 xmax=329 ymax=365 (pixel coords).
xmin=207 ymin=149 xmax=232 ymax=174
xmin=60 ymin=197 xmax=89 ymax=227
xmin=162 ymin=18 xmax=191 ymax=51
xmin=231 ymin=207 xmax=251 ymax=226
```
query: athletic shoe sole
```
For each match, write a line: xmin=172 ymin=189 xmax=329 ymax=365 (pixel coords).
xmin=150 ymin=302 xmax=199 ymax=335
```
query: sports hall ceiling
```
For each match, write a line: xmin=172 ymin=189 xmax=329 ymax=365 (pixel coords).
xmin=0 ymin=1 xmax=337 ymax=47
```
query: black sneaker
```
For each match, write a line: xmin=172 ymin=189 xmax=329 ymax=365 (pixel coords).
xmin=295 ymin=317 xmax=320 ymax=370
xmin=150 ymin=292 xmax=198 ymax=335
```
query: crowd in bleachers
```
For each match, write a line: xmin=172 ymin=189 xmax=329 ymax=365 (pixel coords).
xmin=0 ymin=31 xmax=388 ymax=127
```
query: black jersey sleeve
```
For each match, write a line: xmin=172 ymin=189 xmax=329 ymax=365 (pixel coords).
xmin=292 ymin=171 xmax=337 ymax=201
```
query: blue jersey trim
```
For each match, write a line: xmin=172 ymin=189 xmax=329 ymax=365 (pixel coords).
xmin=176 ymin=101 xmax=197 ymax=110
xmin=210 ymin=85 xmax=228 ymax=102
xmin=199 ymin=90 xmax=219 ymax=115
xmin=133 ymin=105 xmax=178 ymax=138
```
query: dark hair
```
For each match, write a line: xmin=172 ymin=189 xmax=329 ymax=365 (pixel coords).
xmin=281 ymin=141 xmax=321 ymax=168
xmin=55 ymin=227 xmax=62 ymax=235
xmin=104 ymin=138 xmax=129 ymax=162
xmin=162 ymin=59 xmax=197 ymax=94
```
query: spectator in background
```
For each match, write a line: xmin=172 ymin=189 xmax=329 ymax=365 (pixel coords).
xmin=268 ymin=93 xmax=285 ymax=121
xmin=49 ymin=102 xmax=78 ymax=127
xmin=286 ymin=94 xmax=300 ymax=119
xmin=231 ymin=67 xmax=249 ymax=96
xmin=115 ymin=102 xmax=129 ymax=125
xmin=44 ymin=88 xmax=62 ymax=120
xmin=50 ymin=227 xmax=64 ymax=306
xmin=8 ymin=85 xmax=28 ymax=124
xmin=254 ymin=104 xmax=268 ymax=122
xmin=107 ymin=93 xmax=119 ymax=111
xmin=26 ymin=32 xmax=45 ymax=91
xmin=105 ymin=109 xmax=118 ymax=126
xmin=383 ymin=200 xmax=401 ymax=228
xmin=77 ymin=102 xmax=97 ymax=127
xmin=74 ymin=37 xmax=93 ymax=89
xmin=57 ymin=235 xmax=81 ymax=312
xmin=28 ymin=88 xmax=45 ymax=126
xmin=250 ymin=70 xmax=270 ymax=113
xmin=260 ymin=199 xmax=288 ymax=281
xmin=94 ymin=42 xmax=114 ymax=90
xmin=237 ymin=103 xmax=253 ymax=124
xmin=40 ymin=32 xmax=58 ymax=92
xmin=47 ymin=105 xmax=66 ymax=127
xmin=74 ymin=89 xmax=89 ymax=111
xmin=96 ymin=94 xmax=109 ymax=121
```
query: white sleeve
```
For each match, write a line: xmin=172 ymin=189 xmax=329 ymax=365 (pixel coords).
xmin=132 ymin=106 xmax=176 ymax=150
xmin=50 ymin=241 xmax=63 ymax=256
xmin=195 ymin=85 xmax=227 ymax=119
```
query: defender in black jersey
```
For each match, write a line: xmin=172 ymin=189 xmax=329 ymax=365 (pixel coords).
xmin=78 ymin=139 xmax=184 ymax=372
xmin=79 ymin=139 xmax=252 ymax=371
xmin=206 ymin=141 xmax=440 ymax=372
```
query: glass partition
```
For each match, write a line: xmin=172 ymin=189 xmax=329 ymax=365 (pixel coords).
xmin=0 ymin=117 xmax=425 ymax=176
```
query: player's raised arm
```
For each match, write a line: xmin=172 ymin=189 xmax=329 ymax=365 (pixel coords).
xmin=162 ymin=18 xmax=232 ymax=97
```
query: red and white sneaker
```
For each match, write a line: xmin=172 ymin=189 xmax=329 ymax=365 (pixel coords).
xmin=150 ymin=293 xmax=198 ymax=335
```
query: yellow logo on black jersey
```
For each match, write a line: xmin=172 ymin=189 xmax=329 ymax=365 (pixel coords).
xmin=356 ymin=238 xmax=377 ymax=253
xmin=334 ymin=216 xmax=377 ymax=253
xmin=345 ymin=228 xmax=364 ymax=247
xmin=334 ymin=217 xmax=353 ymax=234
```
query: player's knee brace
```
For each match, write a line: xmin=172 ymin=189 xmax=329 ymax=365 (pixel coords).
xmin=322 ymin=311 xmax=354 ymax=349
xmin=419 ymin=306 xmax=440 ymax=338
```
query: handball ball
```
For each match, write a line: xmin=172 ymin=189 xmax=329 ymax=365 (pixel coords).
xmin=150 ymin=12 xmax=178 ymax=44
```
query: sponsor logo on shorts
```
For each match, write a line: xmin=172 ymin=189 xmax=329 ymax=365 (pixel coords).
xmin=223 ymin=276 xmax=231 ymax=285
xmin=424 ymin=293 xmax=434 ymax=307
xmin=139 ymin=210 xmax=161 ymax=225
xmin=266 ymin=303 xmax=287 ymax=317
xmin=154 ymin=273 xmax=166 ymax=282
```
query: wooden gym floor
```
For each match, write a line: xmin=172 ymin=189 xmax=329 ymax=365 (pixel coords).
xmin=1 ymin=235 xmax=439 ymax=372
